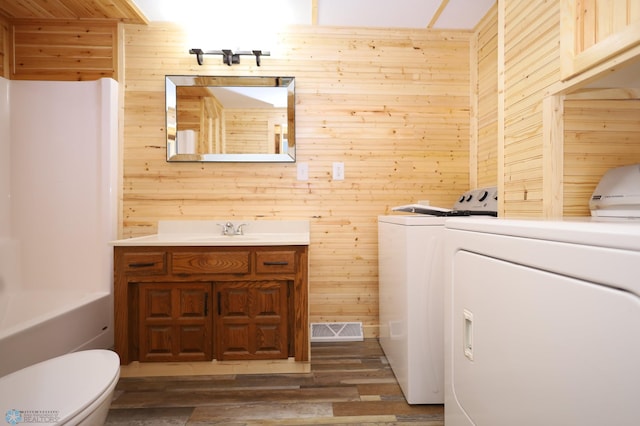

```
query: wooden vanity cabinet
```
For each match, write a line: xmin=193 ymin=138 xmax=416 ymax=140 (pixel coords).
xmin=113 ymin=245 xmax=308 ymax=365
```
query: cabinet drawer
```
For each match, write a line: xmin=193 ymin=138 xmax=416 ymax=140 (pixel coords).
xmin=172 ymin=251 xmax=250 ymax=274
xmin=256 ymin=251 xmax=296 ymax=274
xmin=122 ymin=252 xmax=166 ymax=274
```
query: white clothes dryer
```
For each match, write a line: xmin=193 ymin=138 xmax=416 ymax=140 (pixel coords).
xmin=444 ymin=217 xmax=640 ymax=425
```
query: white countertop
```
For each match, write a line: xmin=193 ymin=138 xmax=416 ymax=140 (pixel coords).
xmin=111 ymin=220 xmax=310 ymax=247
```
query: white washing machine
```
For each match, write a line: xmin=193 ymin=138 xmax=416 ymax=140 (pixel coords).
xmin=378 ymin=187 xmax=497 ymax=404
xmin=444 ymin=217 xmax=640 ymax=425
xmin=378 ymin=214 xmax=447 ymax=404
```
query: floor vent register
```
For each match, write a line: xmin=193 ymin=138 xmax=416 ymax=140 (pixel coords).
xmin=310 ymin=322 xmax=364 ymax=342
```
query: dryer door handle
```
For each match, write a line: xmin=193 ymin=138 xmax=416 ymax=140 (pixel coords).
xmin=463 ymin=309 xmax=474 ymax=361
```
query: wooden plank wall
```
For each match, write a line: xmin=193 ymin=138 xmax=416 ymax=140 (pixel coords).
xmin=10 ymin=19 xmax=118 ymax=81
xmin=225 ymin=108 xmax=287 ymax=154
xmin=489 ymin=0 xmax=640 ymax=218
xmin=121 ymin=23 xmax=472 ymax=337
xmin=474 ymin=4 xmax=498 ymax=188
xmin=563 ymin=97 xmax=640 ymax=216
xmin=502 ymin=1 xmax=561 ymax=217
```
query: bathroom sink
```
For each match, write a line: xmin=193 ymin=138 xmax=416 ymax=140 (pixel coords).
xmin=110 ymin=220 xmax=310 ymax=247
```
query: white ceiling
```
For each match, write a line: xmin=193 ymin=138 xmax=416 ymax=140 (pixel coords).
xmin=132 ymin=0 xmax=496 ymax=30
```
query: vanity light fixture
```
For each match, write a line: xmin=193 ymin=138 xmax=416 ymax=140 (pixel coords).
xmin=189 ymin=49 xmax=270 ymax=66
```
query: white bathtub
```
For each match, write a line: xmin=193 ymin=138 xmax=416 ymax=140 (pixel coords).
xmin=0 ymin=290 xmax=114 ymax=377
xmin=0 ymin=78 xmax=118 ymax=378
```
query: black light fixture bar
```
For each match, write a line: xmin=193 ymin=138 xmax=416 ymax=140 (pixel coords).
xmin=189 ymin=49 xmax=270 ymax=66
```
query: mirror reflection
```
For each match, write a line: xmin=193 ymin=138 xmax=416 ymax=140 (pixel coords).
xmin=166 ymin=76 xmax=295 ymax=162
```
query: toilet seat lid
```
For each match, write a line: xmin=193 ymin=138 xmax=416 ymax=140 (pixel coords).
xmin=0 ymin=349 xmax=120 ymax=424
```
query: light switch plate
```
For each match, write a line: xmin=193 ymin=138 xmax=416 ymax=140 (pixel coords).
xmin=333 ymin=162 xmax=344 ymax=180
xmin=297 ymin=162 xmax=309 ymax=181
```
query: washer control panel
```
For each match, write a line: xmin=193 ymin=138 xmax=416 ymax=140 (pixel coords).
xmin=453 ymin=186 xmax=498 ymax=213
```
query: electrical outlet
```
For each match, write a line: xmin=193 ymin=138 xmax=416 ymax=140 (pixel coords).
xmin=333 ymin=162 xmax=345 ymax=180
xmin=297 ymin=162 xmax=309 ymax=181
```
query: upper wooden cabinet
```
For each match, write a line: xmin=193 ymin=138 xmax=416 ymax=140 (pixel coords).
xmin=561 ymin=0 xmax=640 ymax=80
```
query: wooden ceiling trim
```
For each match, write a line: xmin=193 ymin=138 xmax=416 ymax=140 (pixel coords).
xmin=0 ymin=0 xmax=148 ymax=24
xmin=428 ymin=0 xmax=449 ymax=29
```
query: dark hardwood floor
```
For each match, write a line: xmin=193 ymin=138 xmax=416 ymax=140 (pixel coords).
xmin=106 ymin=339 xmax=444 ymax=425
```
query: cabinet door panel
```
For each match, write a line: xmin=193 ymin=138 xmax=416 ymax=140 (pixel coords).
xmin=179 ymin=288 xmax=208 ymax=317
xmin=179 ymin=324 xmax=210 ymax=355
xmin=256 ymin=324 xmax=284 ymax=353
xmin=253 ymin=286 xmax=282 ymax=316
xmin=224 ymin=288 xmax=251 ymax=316
xmin=221 ymin=324 xmax=251 ymax=356
xmin=139 ymin=283 xmax=212 ymax=362
xmin=144 ymin=288 xmax=172 ymax=318
xmin=216 ymin=281 xmax=288 ymax=360
xmin=145 ymin=325 xmax=173 ymax=357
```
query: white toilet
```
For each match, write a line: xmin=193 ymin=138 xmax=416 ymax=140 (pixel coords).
xmin=0 ymin=349 xmax=120 ymax=426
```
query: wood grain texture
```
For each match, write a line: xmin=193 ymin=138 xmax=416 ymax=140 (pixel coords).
xmin=0 ymin=0 xmax=147 ymax=24
xmin=121 ymin=23 xmax=473 ymax=337
xmin=563 ymin=98 xmax=640 ymax=216
xmin=473 ymin=3 xmax=498 ymax=189
xmin=106 ymin=340 xmax=444 ymax=425
xmin=502 ymin=0 xmax=561 ymax=217
xmin=114 ymin=245 xmax=309 ymax=364
xmin=561 ymin=0 xmax=640 ymax=79
xmin=10 ymin=19 xmax=118 ymax=80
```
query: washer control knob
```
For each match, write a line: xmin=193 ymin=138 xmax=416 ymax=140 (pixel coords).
xmin=466 ymin=194 xmax=473 ymax=202
xmin=478 ymin=191 xmax=488 ymax=202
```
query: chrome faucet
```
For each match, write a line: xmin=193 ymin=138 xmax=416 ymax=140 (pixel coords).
xmin=219 ymin=222 xmax=248 ymax=236
xmin=235 ymin=223 xmax=247 ymax=235
xmin=221 ymin=222 xmax=235 ymax=235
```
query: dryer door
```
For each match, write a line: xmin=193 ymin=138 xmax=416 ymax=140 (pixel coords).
xmin=450 ymin=250 xmax=640 ymax=426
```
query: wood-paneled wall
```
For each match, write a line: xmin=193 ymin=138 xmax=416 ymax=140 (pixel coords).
xmin=479 ymin=1 xmax=640 ymax=218
xmin=10 ymin=19 xmax=118 ymax=80
xmin=473 ymin=3 xmax=498 ymax=188
xmin=225 ymin=108 xmax=288 ymax=154
xmin=121 ymin=23 xmax=472 ymax=337
xmin=502 ymin=1 xmax=561 ymax=217
xmin=563 ymin=97 xmax=640 ymax=216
